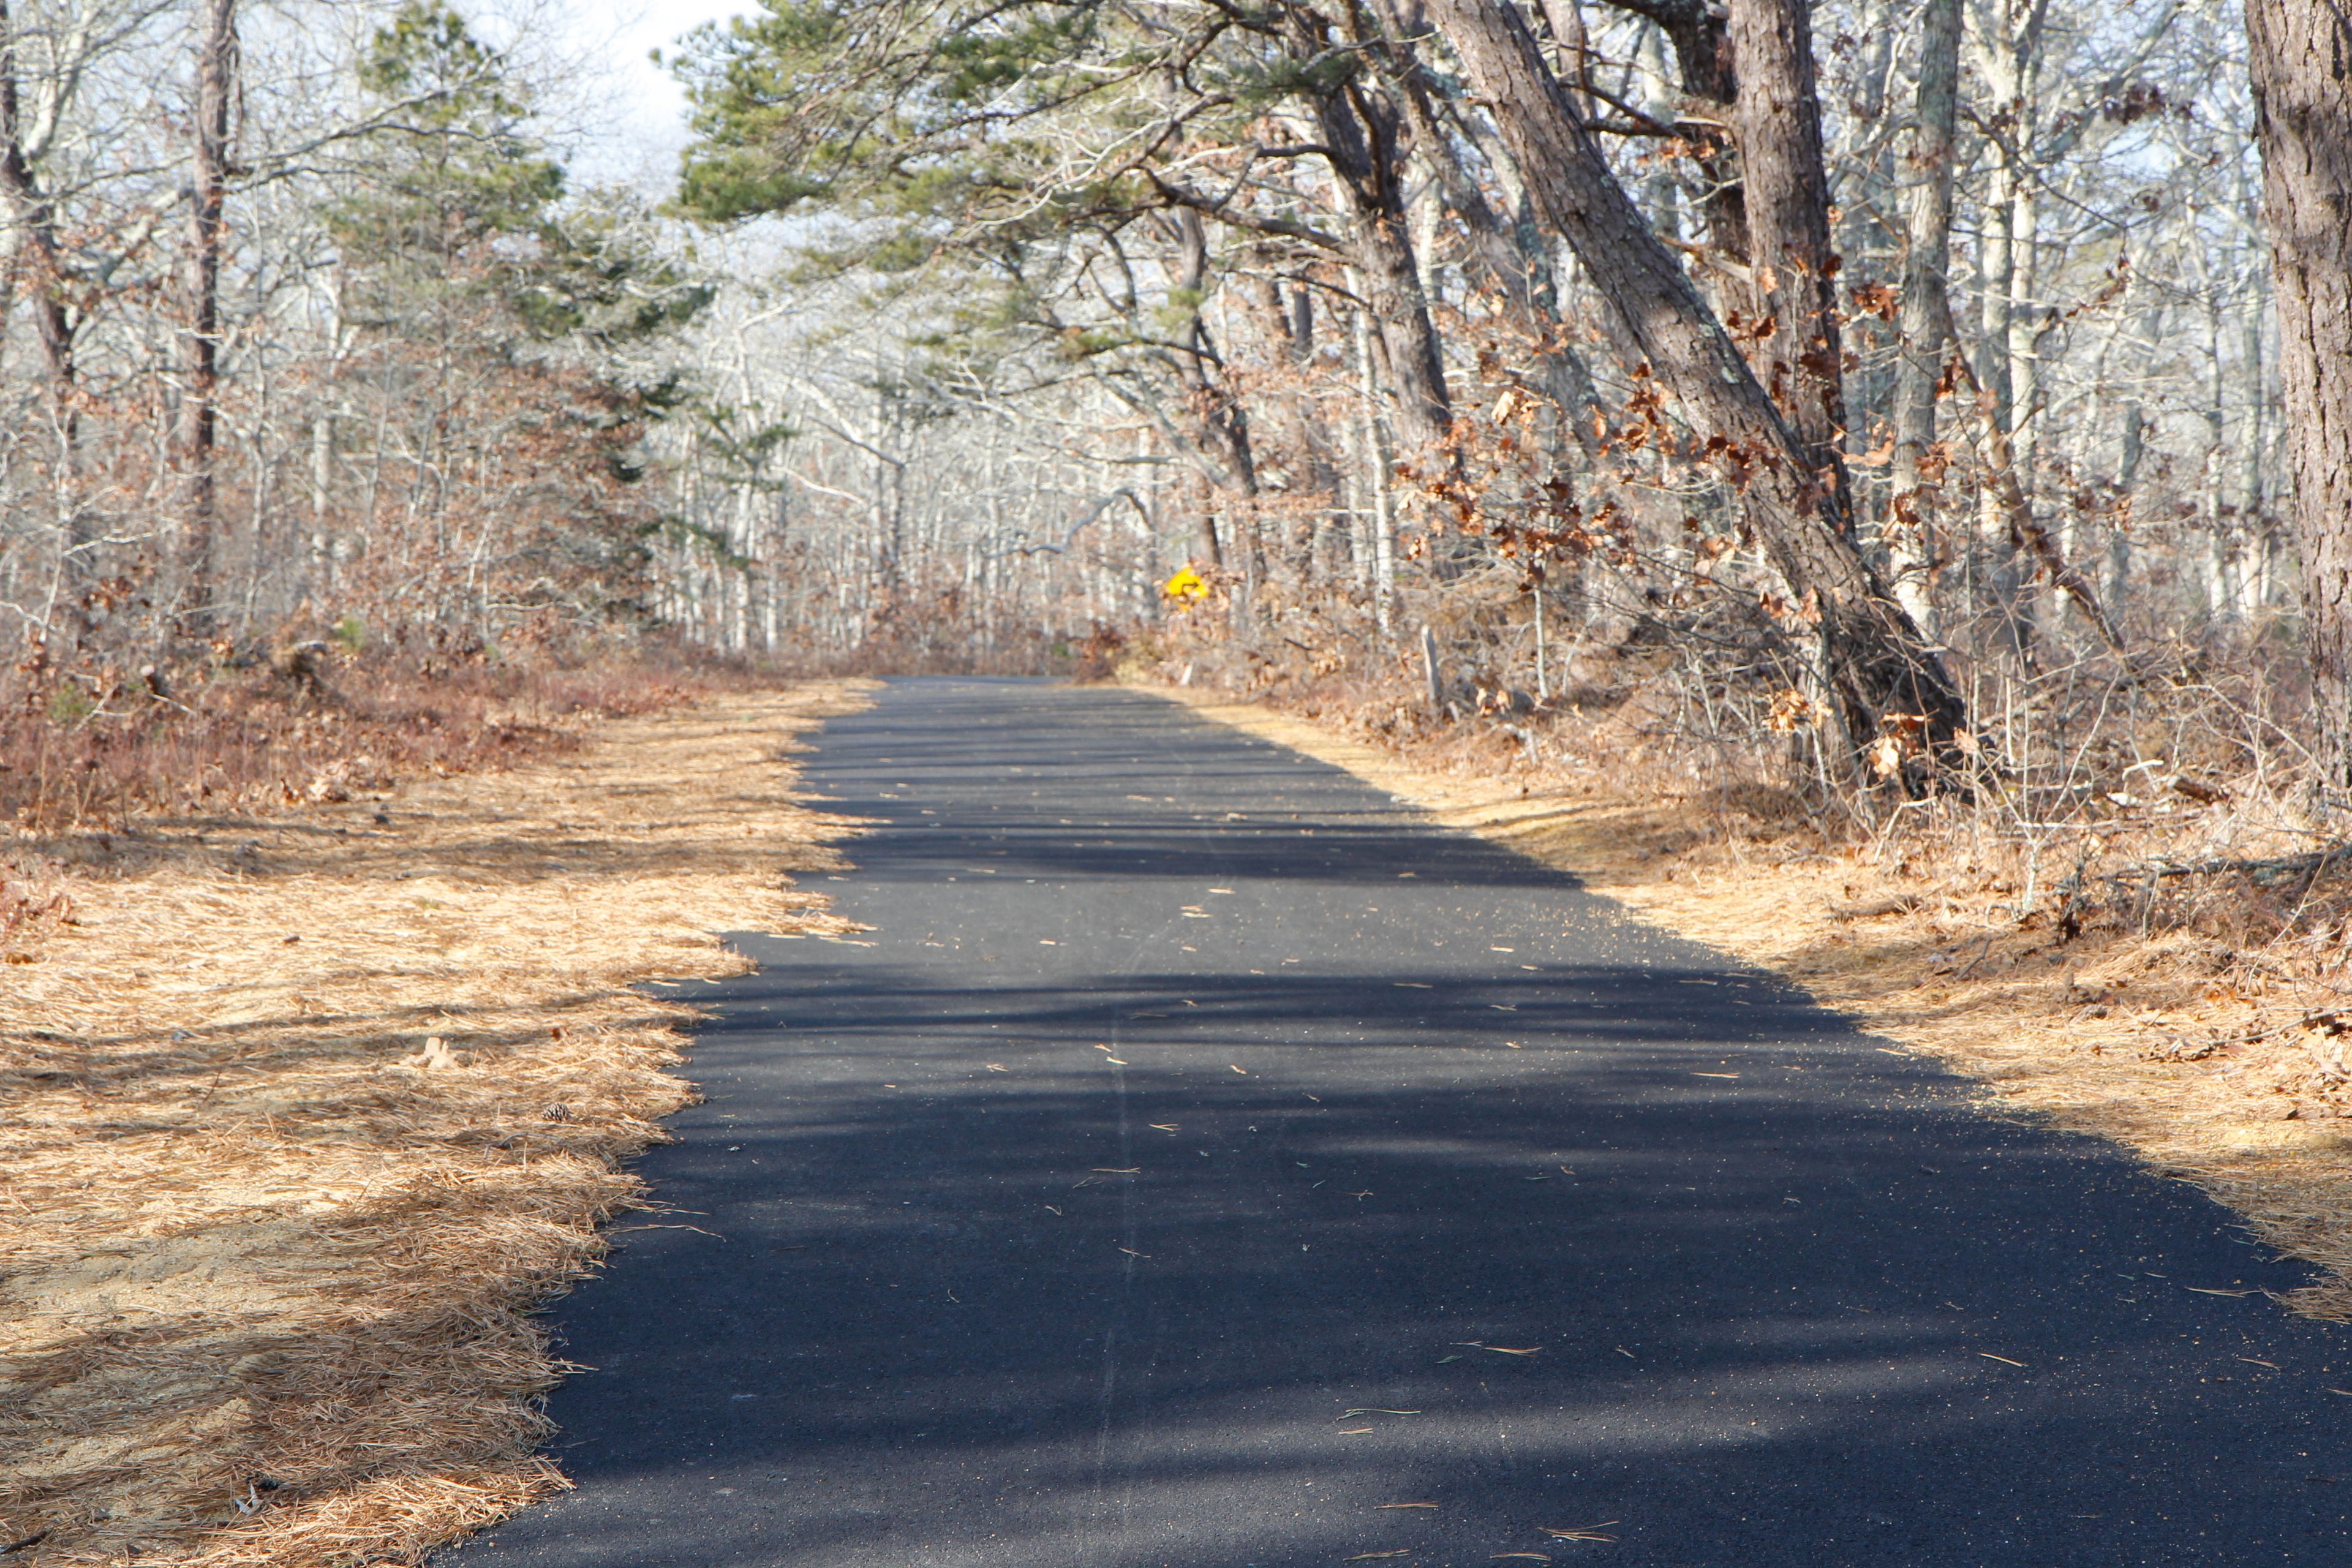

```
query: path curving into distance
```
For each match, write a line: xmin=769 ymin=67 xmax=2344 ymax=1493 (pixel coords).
xmin=447 ymin=676 xmax=2351 ymax=1568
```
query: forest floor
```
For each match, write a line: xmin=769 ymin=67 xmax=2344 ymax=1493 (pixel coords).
xmin=1156 ymin=683 xmax=2352 ymax=1324
xmin=0 ymin=680 xmax=873 ymax=1567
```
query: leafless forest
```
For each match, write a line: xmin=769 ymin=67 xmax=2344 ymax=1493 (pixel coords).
xmin=3 ymin=0 xmax=2349 ymax=831
xmin=15 ymin=10 xmax=2352 ymax=1560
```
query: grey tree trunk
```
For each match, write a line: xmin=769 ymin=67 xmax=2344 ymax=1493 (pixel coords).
xmin=178 ymin=0 xmax=236 ymax=635
xmin=1534 ymin=0 xmax=1591 ymax=106
xmin=1887 ymin=0 xmax=1963 ymax=633
xmin=0 ymin=0 xmax=74 ymax=412
xmin=1309 ymin=80 xmax=1454 ymax=458
xmin=1 ymin=0 xmax=96 ymax=650
xmin=2248 ymin=0 xmax=2352 ymax=790
xmin=1 ymin=0 xmax=87 ymax=615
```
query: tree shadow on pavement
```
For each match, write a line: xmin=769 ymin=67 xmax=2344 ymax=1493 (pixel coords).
xmin=475 ymin=952 xmax=2344 ymax=1568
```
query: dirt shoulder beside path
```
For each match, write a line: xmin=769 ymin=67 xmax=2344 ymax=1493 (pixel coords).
xmin=1164 ymin=685 xmax=2352 ymax=1324
xmin=0 ymin=682 xmax=873 ymax=1567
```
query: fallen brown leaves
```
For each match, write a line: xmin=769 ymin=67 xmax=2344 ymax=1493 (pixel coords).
xmin=0 ymin=682 xmax=873 ymax=1566
xmin=1167 ymin=687 xmax=2352 ymax=1324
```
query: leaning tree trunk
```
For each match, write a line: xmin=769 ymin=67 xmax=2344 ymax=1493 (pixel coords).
xmin=1310 ymin=80 xmax=1454 ymax=459
xmin=2248 ymin=0 xmax=2352 ymax=794
xmin=1380 ymin=23 xmax=1604 ymax=475
xmin=1166 ymin=207 xmax=1261 ymax=507
xmin=1423 ymin=0 xmax=1967 ymax=781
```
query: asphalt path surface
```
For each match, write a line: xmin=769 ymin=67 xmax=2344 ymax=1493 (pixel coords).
xmin=448 ymin=676 xmax=2352 ymax=1567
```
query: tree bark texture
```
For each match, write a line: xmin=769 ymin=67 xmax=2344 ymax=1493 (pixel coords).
xmin=2248 ymin=0 xmax=2352 ymax=790
xmin=0 ymin=0 xmax=77 ymax=417
xmin=1160 ymin=207 xmax=1259 ymax=524
xmin=1534 ymin=0 xmax=1592 ymax=108
xmin=1887 ymin=0 xmax=1963 ymax=630
xmin=1310 ymin=75 xmax=1455 ymax=458
xmin=1728 ymin=0 xmax=1848 ymax=492
xmin=1423 ymin=0 xmax=1967 ymax=774
xmin=178 ymin=0 xmax=236 ymax=633
xmin=1594 ymin=0 xmax=1744 ymax=256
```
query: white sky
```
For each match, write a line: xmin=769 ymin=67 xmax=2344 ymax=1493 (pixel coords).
xmin=540 ymin=0 xmax=757 ymax=188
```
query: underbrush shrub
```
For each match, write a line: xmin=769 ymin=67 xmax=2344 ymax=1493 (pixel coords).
xmin=1072 ymin=622 xmax=1127 ymax=682
xmin=1132 ymin=578 xmax=2352 ymax=986
xmin=1 ymin=633 xmax=745 ymax=835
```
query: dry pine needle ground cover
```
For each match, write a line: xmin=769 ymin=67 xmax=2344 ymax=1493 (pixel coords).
xmin=0 ymin=680 xmax=875 ymax=1566
xmin=1159 ymin=684 xmax=2352 ymax=1325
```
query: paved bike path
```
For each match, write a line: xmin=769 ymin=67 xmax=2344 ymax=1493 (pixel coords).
xmin=448 ymin=676 xmax=2352 ymax=1567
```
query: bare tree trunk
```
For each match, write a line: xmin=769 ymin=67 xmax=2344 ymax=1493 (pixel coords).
xmin=1887 ymin=0 xmax=1962 ymax=635
xmin=2248 ymin=0 xmax=2352 ymax=791
xmin=1534 ymin=0 xmax=1591 ymax=107
xmin=1 ymin=0 xmax=84 ymax=649
xmin=2197 ymin=227 xmax=2233 ymax=621
xmin=2239 ymin=240 xmax=2269 ymax=620
xmin=1309 ymin=79 xmax=1453 ymax=458
xmin=1969 ymin=0 xmax=2052 ymax=660
xmin=1159 ymin=207 xmax=1257 ymax=560
xmin=2005 ymin=183 xmax=2045 ymax=478
xmin=1384 ymin=21 xmax=1603 ymax=443
xmin=1972 ymin=154 xmax=2019 ymax=633
xmin=0 ymin=1 xmax=71 ymax=403
xmin=1596 ymin=0 xmax=1745 ymax=257
xmin=2 ymin=0 xmax=85 ymax=612
xmin=1972 ymin=1 xmax=2034 ymax=430
xmin=178 ymin=0 xmax=236 ymax=637
xmin=1727 ymin=0 xmax=1848 ymax=494
xmin=1423 ymin=0 xmax=1967 ymax=778
xmin=1352 ymin=295 xmax=1398 ymax=636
